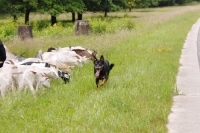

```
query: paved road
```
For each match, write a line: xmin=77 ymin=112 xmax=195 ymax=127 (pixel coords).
xmin=167 ymin=18 xmax=200 ymax=133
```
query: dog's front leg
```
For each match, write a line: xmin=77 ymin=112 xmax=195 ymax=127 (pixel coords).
xmin=96 ymin=78 xmax=100 ymax=88
xmin=100 ymin=78 xmax=106 ymax=87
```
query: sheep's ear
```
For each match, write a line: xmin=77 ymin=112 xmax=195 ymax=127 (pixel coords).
xmin=50 ymin=64 xmax=56 ymax=68
xmin=31 ymin=71 xmax=37 ymax=75
xmin=8 ymin=60 xmax=15 ymax=65
xmin=92 ymin=55 xmax=97 ymax=62
xmin=39 ymin=73 xmax=48 ymax=77
xmin=100 ymin=55 xmax=104 ymax=61
xmin=92 ymin=49 xmax=97 ymax=56
xmin=44 ymin=73 xmax=49 ymax=77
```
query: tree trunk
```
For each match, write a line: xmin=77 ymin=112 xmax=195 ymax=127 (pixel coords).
xmin=77 ymin=13 xmax=82 ymax=20
xmin=104 ymin=10 xmax=108 ymax=17
xmin=25 ymin=10 xmax=30 ymax=25
xmin=75 ymin=20 xmax=90 ymax=35
xmin=129 ymin=8 xmax=132 ymax=12
xmin=51 ymin=16 xmax=57 ymax=26
xmin=17 ymin=26 xmax=33 ymax=40
xmin=72 ymin=12 xmax=75 ymax=22
xmin=13 ymin=15 xmax=17 ymax=21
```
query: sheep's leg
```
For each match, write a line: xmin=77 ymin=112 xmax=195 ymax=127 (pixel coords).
xmin=35 ymin=76 xmax=41 ymax=92
xmin=17 ymin=79 xmax=24 ymax=92
xmin=0 ymin=90 xmax=5 ymax=101
xmin=11 ymin=81 xmax=16 ymax=95
xmin=27 ymin=81 xmax=36 ymax=96
xmin=35 ymin=82 xmax=40 ymax=92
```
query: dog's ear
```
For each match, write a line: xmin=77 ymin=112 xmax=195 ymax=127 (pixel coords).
xmin=100 ymin=55 xmax=104 ymax=61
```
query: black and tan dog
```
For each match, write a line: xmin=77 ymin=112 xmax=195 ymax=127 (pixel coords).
xmin=93 ymin=55 xmax=114 ymax=88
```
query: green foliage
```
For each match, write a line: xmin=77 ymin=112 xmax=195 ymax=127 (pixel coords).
xmin=127 ymin=0 xmax=136 ymax=8
xmin=83 ymin=0 xmax=101 ymax=11
xmin=0 ymin=21 xmax=20 ymax=42
xmin=87 ymin=16 xmax=135 ymax=33
xmin=31 ymin=17 xmax=134 ymax=36
xmin=83 ymin=0 xmax=125 ymax=17
xmin=33 ymin=22 xmax=74 ymax=37
xmin=88 ymin=17 xmax=107 ymax=33
xmin=0 ymin=16 xmax=134 ymax=40
xmin=65 ymin=0 xmax=86 ymax=13
xmin=0 ymin=0 xmax=11 ymax=14
xmin=0 ymin=0 xmax=198 ymax=25
xmin=128 ymin=0 xmax=198 ymax=7
xmin=159 ymin=0 xmax=176 ymax=6
xmin=30 ymin=20 xmax=50 ymax=30
xmin=176 ymin=0 xmax=193 ymax=5
xmin=1 ymin=0 xmax=39 ymax=22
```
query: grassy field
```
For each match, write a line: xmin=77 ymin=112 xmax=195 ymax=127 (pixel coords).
xmin=1 ymin=4 xmax=200 ymax=133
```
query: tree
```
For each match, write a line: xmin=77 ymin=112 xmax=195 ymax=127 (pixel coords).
xmin=83 ymin=0 xmax=122 ymax=17
xmin=126 ymin=0 xmax=136 ymax=11
xmin=149 ymin=0 xmax=160 ymax=7
xmin=158 ymin=0 xmax=176 ymax=6
xmin=113 ymin=0 xmax=128 ymax=9
xmin=83 ymin=0 xmax=101 ymax=12
xmin=38 ymin=0 xmax=65 ymax=26
xmin=0 ymin=0 xmax=20 ymax=21
xmin=0 ymin=0 xmax=38 ymax=24
xmin=0 ymin=0 xmax=9 ymax=14
xmin=134 ymin=0 xmax=150 ymax=8
xmin=23 ymin=0 xmax=38 ymax=24
xmin=38 ymin=0 xmax=86 ymax=25
xmin=176 ymin=0 xmax=193 ymax=5
xmin=64 ymin=0 xmax=86 ymax=22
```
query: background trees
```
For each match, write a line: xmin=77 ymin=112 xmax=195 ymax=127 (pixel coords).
xmin=0 ymin=0 xmax=38 ymax=24
xmin=0 ymin=0 xmax=199 ymax=25
xmin=65 ymin=0 xmax=86 ymax=22
xmin=38 ymin=0 xmax=66 ymax=26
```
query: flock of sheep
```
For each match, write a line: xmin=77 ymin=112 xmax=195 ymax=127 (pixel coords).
xmin=0 ymin=41 xmax=96 ymax=100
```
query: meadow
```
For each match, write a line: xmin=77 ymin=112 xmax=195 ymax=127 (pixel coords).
xmin=1 ymin=4 xmax=200 ymax=133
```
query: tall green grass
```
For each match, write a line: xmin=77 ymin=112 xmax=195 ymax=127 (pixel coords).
xmin=1 ymin=5 xmax=200 ymax=133
xmin=87 ymin=16 xmax=135 ymax=33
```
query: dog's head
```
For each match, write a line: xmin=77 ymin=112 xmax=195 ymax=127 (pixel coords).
xmin=94 ymin=55 xmax=104 ymax=78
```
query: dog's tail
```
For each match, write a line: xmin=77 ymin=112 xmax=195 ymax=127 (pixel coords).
xmin=110 ymin=64 xmax=114 ymax=70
